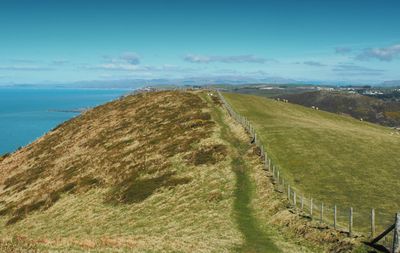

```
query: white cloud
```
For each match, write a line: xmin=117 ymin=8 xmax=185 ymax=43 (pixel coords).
xmin=103 ymin=52 xmax=141 ymax=65
xmin=332 ymin=64 xmax=384 ymax=76
xmin=84 ymin=63 xmax=196 ymax=74
xmin=120 ymin=52 xmax=140 ymax=65
xmin=303 ymin=61 xmax=327 ymax=67
xmin=95 ymin=63 xmax=142 ymax=71
xmin=183 ymin=54 xmax=271 ymax=64
xmin=246 ymin=70 xmax=270 ymax=76
xmin=0 ymin=65 xmax=54 ymax=71
xmin=52 ymin=59 xmax=69 ymax=65
xmin=356 ymin=44 xmax=400 ymax=61
xmin=9 ymin=59 xmax=39 ymax=64
xmin=335 ymin=47 xmax=352 ymax=54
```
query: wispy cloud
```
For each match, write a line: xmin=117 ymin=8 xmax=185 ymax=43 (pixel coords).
xmin=0 ymin=65 xmax=54 ymax=71
xmin=212 ymin=69 xmax=240 ymax=74
xmin=84 ymin=63 xmax=195 ymax=73
xmin=82 ymin=52 xmax=200 ymax=78
xmin=9 ymin=59 xmax=40 ymax=64
xmin=88 ymin=63 xmax=140 ymax=71
xmin=303 ymin=61 xmax=327 ymax=67
xmin=6 ymin=58 xmax=69 ymax=66
xmin=335 ymin=47 xmax=352 ymax=54
xmin=86 ymin=63 xmax=201 ymax=80
xmin=246 ymin=70 xmax=270 ymax=76
xmin=356 ymin=44 xmax=400 ymax=61
xmin=120 ymin=52 xmax=140 ymax=65
xmin=103 ymin=52 xmax=141 ymax=65
xmin=52 ymin=59 xmax=69 ymax=65
xmin=332 ymin=64 xmax=384 ymax=76
xmin=183 ymin=54 xmax=271 ymax=64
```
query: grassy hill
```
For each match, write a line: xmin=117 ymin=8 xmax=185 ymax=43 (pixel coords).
xmin=278 ymin=91 xmax=400 ymax=127
xmin=224 ymin=92 xmax=400 ymax=232
xmin=0 ymin=90 xmax=347 ymax=252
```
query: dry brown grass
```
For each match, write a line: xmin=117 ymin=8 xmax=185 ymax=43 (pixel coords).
xmin=0 ymin=91 xmax=217 ymax=224
xmin=0 ymin=90 xmax=244 ymax=252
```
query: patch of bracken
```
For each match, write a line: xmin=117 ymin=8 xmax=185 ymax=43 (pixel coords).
xmin=186 ymin=144 xmax=228 ymax=166
xmin=105 ymin=171 xmax=191 ymax=204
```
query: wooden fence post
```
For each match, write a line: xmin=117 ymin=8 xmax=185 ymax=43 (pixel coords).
xmin=293 ymin=191 xmax=297 ymax=207
xmin=371 ymin=208 xmax=375 ymax=238
xmin=264 ymin=156 xmax=268 ymax=170
xmin=301 ymin=195 xmax=304 ymax=210
xmin=349 ymin=207 xmax=353 ymax=236
xmin=287 ymin=185 xmax=291 ymax=201
xmin=272 ymin=166 xmax=275 ymax=178
xmin=334 ymin=205 xmax=337 ymax=229
xmin=310 ymin=198 xmax=313 ymax=217
xmin=277 ymin=170 xmax=280 ymax=184
xmin=320 ymin=203 xmax=324 ymax=223
xmin=393 ymin=213 xmax=400 ymax=253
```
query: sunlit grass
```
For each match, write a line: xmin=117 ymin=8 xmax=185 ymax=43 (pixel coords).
xmin=224 ymin=92 xmax=400 ymax=232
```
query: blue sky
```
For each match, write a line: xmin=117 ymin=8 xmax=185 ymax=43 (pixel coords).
xmin=1 ymin=0 xmax=400 ymax=85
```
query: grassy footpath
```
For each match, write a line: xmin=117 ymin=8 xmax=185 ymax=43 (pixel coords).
xmin=207 ymin=93 xmax=334 ymax=253
xmin=223 ymin=92 xmax=400 ymax=232
xmin=233 ymin=159 xmax=281 ymax=253
xmin=206 ymin=92 xmax=281 ymax=252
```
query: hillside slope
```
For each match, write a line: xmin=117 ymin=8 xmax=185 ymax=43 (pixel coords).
xmin=278 ymin=91 xmax=400 ymax=127
xmin=224 ymin=92 xmax=400 ymax=232
xmin=0 ymin=90 xmax=337 ymax=252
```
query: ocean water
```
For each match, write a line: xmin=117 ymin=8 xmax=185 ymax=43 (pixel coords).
xmin=0 ymin=87 xmax=129 ymax=155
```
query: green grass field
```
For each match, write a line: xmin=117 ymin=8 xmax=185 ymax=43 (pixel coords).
xmin=224 ymin=92 xmax=400 ymax=233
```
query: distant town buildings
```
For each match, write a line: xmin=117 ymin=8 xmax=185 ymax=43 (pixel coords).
xmin=363 ymin=90 xmax=384 ymax=95
xmin=316 ymin=87 xmax=334 ymax=91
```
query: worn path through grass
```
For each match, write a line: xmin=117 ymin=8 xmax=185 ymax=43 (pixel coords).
xmin=205 ymin=93 xmax=282 ymax=253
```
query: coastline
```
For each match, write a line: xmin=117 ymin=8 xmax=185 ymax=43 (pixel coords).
xmin=0 ymin=87 xmax=131 ymax=155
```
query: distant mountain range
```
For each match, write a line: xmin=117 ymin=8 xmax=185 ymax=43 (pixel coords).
xmin=2 ymin=77 xmax=400 ymax=89
xmin=17 ymin=76 xmax=300 ymax=89
xmin=382 ymin=80 xmax=400 ymax=87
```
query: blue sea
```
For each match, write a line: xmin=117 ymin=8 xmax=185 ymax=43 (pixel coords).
xmin=0 ymin=87 xmax=129 ymax=155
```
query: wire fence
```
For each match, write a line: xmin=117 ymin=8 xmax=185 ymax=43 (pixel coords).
xmin=215 ymin=89 xmax=398 ymax=240
xmin=123 ymin=87 xmax=398 ymax=249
